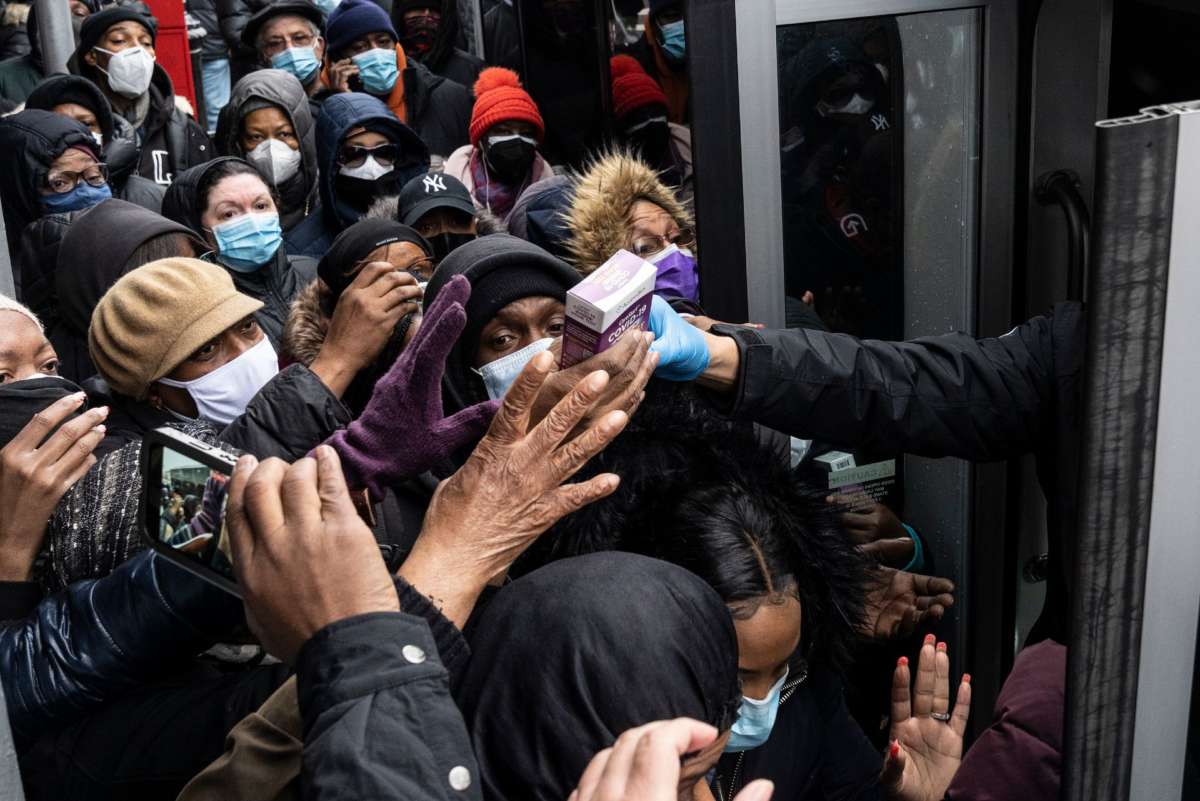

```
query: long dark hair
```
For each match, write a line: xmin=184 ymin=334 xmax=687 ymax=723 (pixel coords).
xmin=522 ymin=381 xmax=871 ymax=670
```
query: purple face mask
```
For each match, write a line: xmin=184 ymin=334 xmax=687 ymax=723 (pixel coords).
xmin=649 ymin=244 xmax=700 ymax=303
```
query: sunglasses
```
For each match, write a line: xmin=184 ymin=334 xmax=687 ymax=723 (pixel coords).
xmin=337 ymin=143 xmax=401 ymax=168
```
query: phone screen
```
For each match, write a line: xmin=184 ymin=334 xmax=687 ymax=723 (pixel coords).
xmin=143 ymin=438 xmax=239 ymax=593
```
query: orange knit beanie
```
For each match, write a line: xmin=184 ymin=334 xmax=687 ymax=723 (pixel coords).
xmin=469 ymin=67 xmax=545 ymax=147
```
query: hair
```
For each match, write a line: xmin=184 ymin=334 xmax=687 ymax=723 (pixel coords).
xmin=123 ymin=232 xmax=200 ymax=271
xmin=197 ymin=159 xmax=275 ymax=215
xmin=255 ymin=15 xmax=321 ymax=52
xmin=520 ymin=381 xmax=870 ymax=671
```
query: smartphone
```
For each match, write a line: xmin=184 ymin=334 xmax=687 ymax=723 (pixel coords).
xmin=140 ymin=427 xmax=243 ymax=597
xmin=140 ymin=428 xmax=406 ymax=598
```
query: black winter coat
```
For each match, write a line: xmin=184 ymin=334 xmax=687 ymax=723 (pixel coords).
xmin=296 ymin=612 xmax=482 ymax=801
xmin=216 ymin=0 xmax=271 ymax=78
xmin=712 ymin=667 xmax=881 ymax=801
xmin=711 ymin=302 xmax=1085 ymax=641
xmin=187 ymin=0 xmax=228 ymax=61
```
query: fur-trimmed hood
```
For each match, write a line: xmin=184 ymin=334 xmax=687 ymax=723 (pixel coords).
xmin=565 ymin=151 xmax=691 ymax=275
xmin=281 ymin=277 xmax=329 ymax=368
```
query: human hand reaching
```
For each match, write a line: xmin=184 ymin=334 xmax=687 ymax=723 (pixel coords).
xmin=829 ymin=491 xmax=914 ymax=568
xmin=569 ymin=718 xmax=774 ymax=801
xmin=399 ymin=349 xmax=630 ymax=627
xmin=225 ymin=446 xmax=399 ymax=663
xmin=0 ymin=393 xmax=107 ymax=580
xmin=862 ymin=569 xmax=954 ymax=640
xmin=648 ymin=295 xmax=710 ymax=381
xmin=881 ymin=636 xmax=971 ymax=801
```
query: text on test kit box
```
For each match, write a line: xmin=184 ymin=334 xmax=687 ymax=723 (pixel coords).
xmin=561 ymin=250 xmax=656 ymax=368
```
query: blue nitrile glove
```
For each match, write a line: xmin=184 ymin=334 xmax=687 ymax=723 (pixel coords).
xmin=648 ymin=295 xmax=710 ymax=381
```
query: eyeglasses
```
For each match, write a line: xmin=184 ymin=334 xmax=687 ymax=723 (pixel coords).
xmin=262 ymin=32 xmax=316 ymax=54
xmin=45 ymin=163 xmax=108 ymax=194
xmin=337 ymin=143 xmax=400 ymax=168
xmin=630 ymin=226 xmax=695 ymax=258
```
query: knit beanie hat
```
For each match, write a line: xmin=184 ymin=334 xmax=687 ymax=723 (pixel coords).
xmin=78 ymin=7 xmax=157 ymax=57
xmin=0 ymin=294 xmax=43 ymax=332
xmin=88 ymin=258 xmax=264 ymax=399
xmin=610 ymin=55 xmax=668 ymax=120
xmin=326 ymin=0 xmax=398 ymax=57
xmin=469 ymin=67 xmax=544 ymax=147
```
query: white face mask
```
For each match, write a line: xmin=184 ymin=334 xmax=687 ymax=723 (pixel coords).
xmin=339 ymin=155 xmax=393 ymax=181
xmin=473 ymin=337 xmax=554 ymax=401
xmin=247 ymin=138 xmax=302 ymax=186
xmin=91 ymin=131 xmax=104 ymax=147
xmin=157 ymin=337 xmax=278 ymax=425
xmin=93 ymin=46 xmax=155 ymax=98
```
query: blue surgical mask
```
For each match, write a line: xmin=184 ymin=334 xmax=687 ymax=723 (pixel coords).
xmin=211 ymin=212 xmax=283 ymax=272
xmin=658 ymin=20 xmax=686 ymax=62
xmin=271 ymin=46 xmax=320 ymax=83
xmin=473 ymin=337 xmax=554 ymax=401
xmin=313 ymin=0 xmax=340 ymax=14
xmin=724 ymin=667 xmax=788 ymax=753
xmin=42 ymin=181 xmax=112 ymax=214
xmin=352 ymin=47 xmax=399 ymax=95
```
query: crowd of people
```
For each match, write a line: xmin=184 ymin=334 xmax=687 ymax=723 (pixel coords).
xmin=0 ymin=1 xmax=1075 ymax=800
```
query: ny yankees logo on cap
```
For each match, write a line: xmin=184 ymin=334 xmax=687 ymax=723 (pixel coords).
xmin=423 ymin=174 xmax=448 ymax=193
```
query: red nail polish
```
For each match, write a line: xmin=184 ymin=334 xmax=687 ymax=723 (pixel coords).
xmin=897 ymin=656 xmax=908 ymax=667
xmin=924 ymin=633 xmax=935 ymax=645
xmin=937 ymin=642 xmax=947 ymax=652
xmin=890 ymin=741 xmax=900 ymax=757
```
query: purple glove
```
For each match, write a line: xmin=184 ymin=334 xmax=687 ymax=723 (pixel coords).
xmin=325 ymin=275 xmax=499 ymax=498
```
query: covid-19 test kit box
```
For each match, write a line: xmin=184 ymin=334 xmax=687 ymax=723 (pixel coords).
xmin=561 ymin=250 xmax=657 ymax=368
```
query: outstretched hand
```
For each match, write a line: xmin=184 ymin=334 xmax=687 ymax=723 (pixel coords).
xmin=399 ymin=349 xmax=630 ymax=627
xmin=881 ymin=636 xmax=971 ymax=801
xmin=862 ymin=568 xmax=955 ymax=640
xmin=324 ymin=274 xmax=498 ymax=499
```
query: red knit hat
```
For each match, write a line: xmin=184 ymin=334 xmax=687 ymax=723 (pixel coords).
xmin=610 ymin=55 xmax=668 ymax=120
xmin=469 ymin=68 xmax=545 ymax=147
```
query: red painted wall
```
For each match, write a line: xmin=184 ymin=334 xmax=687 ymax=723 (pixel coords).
xmin=146 ymin=0 xmax=197 ymax=111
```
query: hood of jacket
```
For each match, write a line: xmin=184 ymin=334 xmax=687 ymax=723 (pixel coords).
xmin=21 ymin=73 xmax=140 ymax=189
xmin=392 ymin=0 xmax=458 ymax=73
xmin=282 ymin=276 xmax=330 ymax=367
xmin=565 ymin=150 xmax=691 ymax=274
xmin=215 ymin=68 xmax=319 ymax=230
xmin=315 ymin=92 xmax=431 ymax=234
xmin=0 ymin=110 xmax=98 ymax=251
xmin=160 ymin=155 xmax=242 ymax=236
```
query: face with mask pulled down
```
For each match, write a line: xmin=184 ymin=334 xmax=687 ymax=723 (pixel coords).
xmin=725 ymin=590 xmax=803 ymax=754
xmin=84 ymin=21 xmax=156 ymax=101
xmin=149 ymin=316 xmax=277 ymax=424
xmin=472 ymin=296 xmax=564 ymax=400
xmin=200 ymin=171 xmax=284 ymax=272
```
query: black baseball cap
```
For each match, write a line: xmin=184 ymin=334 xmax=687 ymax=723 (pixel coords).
xmin=242 ymin=0 xmax=326 ymax=51
xmin=397 ymin=171 xmax=478 ymax=227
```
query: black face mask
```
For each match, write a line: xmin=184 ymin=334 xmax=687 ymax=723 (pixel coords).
xmin=0 ymin=375 xmax=85 ymax=449
xmin=483 ymin=138 xmax=537 ymax=185
xmin=429 ymin=231 xmax=476 ymax=263
xmin=335 ymin=171 xmax=406 ymax=212
xmin=629 ymin=121 xmax=672 ymax=168
xmin=401 ymin=16 xmax=439 ymax=57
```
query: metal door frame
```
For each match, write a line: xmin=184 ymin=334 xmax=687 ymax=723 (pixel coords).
xmin=688 ymin=0 xmax=1019 ymax=739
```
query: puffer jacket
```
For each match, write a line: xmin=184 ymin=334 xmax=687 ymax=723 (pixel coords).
xmin=0 ymin=550 xmax=244 ymax=744
xmin=23 ymin=74 xmax=165 ymax=211
xmin=68 ymin=54 xmax=214 ymax=185
xmin=162 ymin=157 xmax=319 ymax=346
xmin=215 ymin=69 xmax=319 ymax=231
xmin=708 ymin=302 xmax=1085 ymax=642
xmin=283 ymin=92 xmax=429 ymax=257
xmin=188 ymin=0 xmax=228 ymax=62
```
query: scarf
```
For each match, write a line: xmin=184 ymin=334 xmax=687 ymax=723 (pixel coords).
xmin=468 ymin=147 xmax=527 ymax=221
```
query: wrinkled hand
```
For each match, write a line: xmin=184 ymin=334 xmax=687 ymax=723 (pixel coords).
xmin=529 ymin=330 xmax=657 ymax=433
xmin=400 ymin=349 xmax=629 ymax=627
xmin=830 ymin=492 xmax=913 ymax=568
xmin=329 ymin=58 xmax=359 ymax=93
xmin=226 ymin=446 xmax=400 ymax=663
xmin=648 ymin=295 xmax=710 ymax=381
xmin=325 ymin=274 xmax=498 ymax=499
xmin=0 ymin=393 xmax=107 ymax=580
xmin=881 ymin=636 xmax=971 ymax=801
xmin=862 ymin=568 xmax=954 ymax=640
xmin=570 ymin=719 xmax=774 ymax=801
xmin=311 ymin=262 xmax=423 ymax=396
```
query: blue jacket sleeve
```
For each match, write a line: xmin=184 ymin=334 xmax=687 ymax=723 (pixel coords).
xmin=0 ymin=550 xmax=243 ymax=742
